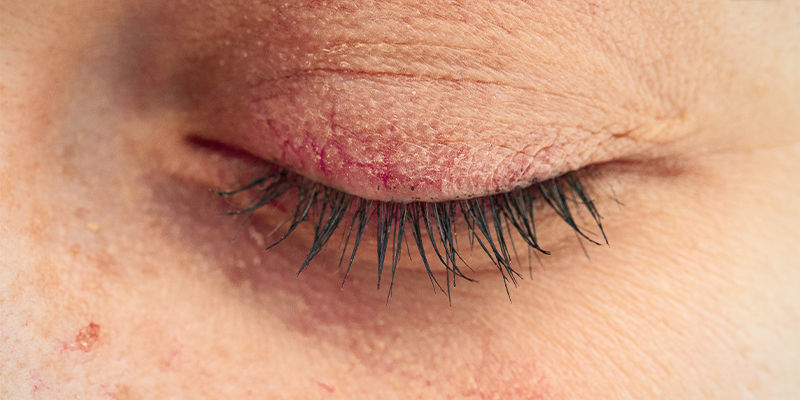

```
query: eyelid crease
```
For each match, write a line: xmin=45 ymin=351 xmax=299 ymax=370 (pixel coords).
xmin=252 ymin=66 xmax=560 ymax=96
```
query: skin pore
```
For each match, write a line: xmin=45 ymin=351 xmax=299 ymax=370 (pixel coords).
xmin=1 ymin=1 xmax=799 ymax=399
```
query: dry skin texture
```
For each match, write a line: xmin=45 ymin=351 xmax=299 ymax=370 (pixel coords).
xmin=139 ymin=1 xmax=707 ymax=200
xmin=1 ymin=1 xmax=800 ymax=399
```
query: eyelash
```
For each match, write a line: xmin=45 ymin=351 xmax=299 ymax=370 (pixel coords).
xmin=213 ymin=167 xmax=607 ymax=302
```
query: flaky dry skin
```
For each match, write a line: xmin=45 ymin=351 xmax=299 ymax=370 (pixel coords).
xmin=1 ymin=1 xmax=799 ymax=399
xmin=121 ymin=1 xmax=737 ymax=201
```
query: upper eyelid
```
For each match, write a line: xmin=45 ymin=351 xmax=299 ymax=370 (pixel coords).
xmin=141 ymin=2 xmax=686 ymax=202
xmin=251 ymin=65 xmax=607 ymax=115
xmin=191 ymin=68 xmax=640 ymax=202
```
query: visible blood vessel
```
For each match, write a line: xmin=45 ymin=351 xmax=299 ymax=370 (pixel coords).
xmin=160 ymin=3 xmax=641 ymax=201
xmin=192 ymin=72 xmax=599 ymax=202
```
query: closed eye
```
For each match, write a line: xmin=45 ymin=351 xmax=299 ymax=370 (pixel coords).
xmin=152 ymin=1 xmax=695 ymax=302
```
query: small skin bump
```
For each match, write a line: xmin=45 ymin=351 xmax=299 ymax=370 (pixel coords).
xmin=65 ymin=322 xmax=101 ymax=352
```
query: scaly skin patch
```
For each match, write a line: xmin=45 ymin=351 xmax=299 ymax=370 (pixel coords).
xmin=122 ymin=0 xmax=711 ymax=200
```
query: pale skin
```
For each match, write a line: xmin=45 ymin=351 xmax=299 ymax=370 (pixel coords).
xmin=1 ymin=1 xmax=799 ymax=399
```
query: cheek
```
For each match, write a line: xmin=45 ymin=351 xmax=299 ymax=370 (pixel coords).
xmin=9 ymin=117 xmax=794 ymax=400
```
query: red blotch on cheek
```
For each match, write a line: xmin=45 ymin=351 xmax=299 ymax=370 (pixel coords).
xmin=64 ymin=322 xmax=101 ymax=352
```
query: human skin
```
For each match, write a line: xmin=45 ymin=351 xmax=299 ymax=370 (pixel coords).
xmin=1 ymin=0 xmax=799 ymax=399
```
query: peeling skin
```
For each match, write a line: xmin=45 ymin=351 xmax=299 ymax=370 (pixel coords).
xmin=131 ymin=0 xmax=712 ymax=201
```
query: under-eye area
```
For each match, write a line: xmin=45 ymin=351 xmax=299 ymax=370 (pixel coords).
xmin=213 ymin=165 xmax=607 ymax=302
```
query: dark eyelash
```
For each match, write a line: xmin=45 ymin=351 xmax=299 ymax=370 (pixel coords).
xmin=213 ymin=167 xmax=607 ymax=303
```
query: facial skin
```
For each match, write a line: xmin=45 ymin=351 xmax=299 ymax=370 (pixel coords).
xmin=1 ymin=1 xmax=799 ymax=399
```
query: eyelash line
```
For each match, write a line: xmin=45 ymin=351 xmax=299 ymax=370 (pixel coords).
xmin=212 ymin=168 xmax=608 ymax=303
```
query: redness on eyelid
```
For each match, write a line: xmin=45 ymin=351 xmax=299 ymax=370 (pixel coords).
xmin=141 ymin=2 xmax=687 ymax=201
xmin=190 ymin=74 xmax=632 ymax=202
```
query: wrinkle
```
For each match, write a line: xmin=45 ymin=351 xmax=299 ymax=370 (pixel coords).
xmin=250 ymin=66 xmax=620 ymax=114
xmin=320 ymin=40 xmax=489 ymax=58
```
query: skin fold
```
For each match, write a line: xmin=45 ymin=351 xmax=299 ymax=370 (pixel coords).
xmin=1 ymin=1 xmax=799 ymax=399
